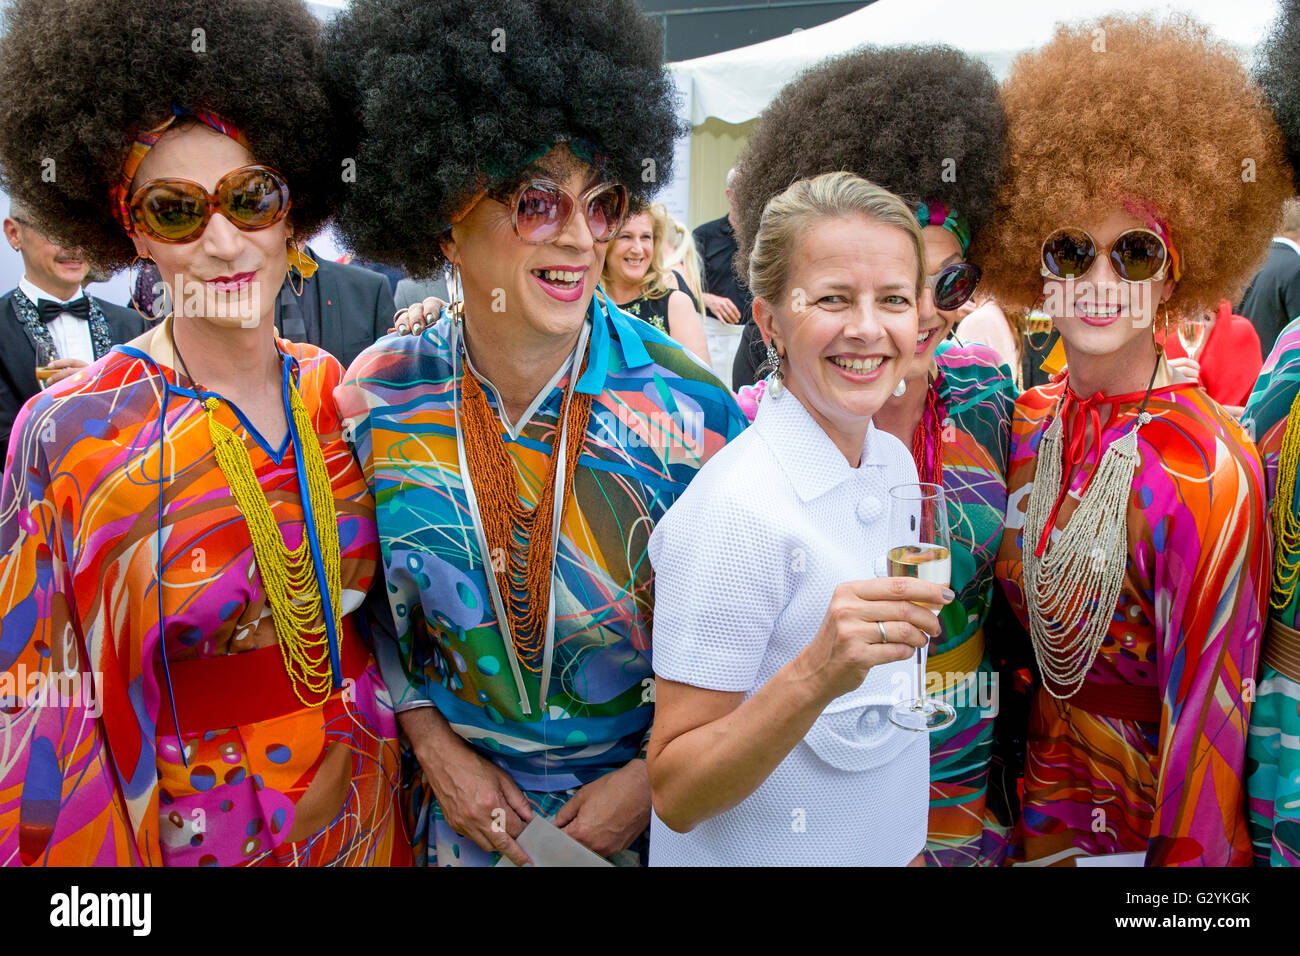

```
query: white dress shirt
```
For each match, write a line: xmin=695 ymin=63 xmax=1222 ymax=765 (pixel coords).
xmin=647 ymin=386 xmax=929 ymax=866
xmin=20 ymin=276 xmax=95 ymax=365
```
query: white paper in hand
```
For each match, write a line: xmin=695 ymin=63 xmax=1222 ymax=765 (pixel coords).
xmin=493 ymin=815 xmax=614 ymax=867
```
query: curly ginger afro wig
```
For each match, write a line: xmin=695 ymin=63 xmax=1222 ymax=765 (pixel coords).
xmin=0 ymin=0 xmax=343 ymax=274
xmin=326 ymin=0 xmax=682 ymax=278
xmin=1257 ymin=0 xmax=1300 ymax=192
xmin=971 ymin=14 xmax=1292 ymax=315
xmin=730 ymin=44 xmax=1005 ymax=279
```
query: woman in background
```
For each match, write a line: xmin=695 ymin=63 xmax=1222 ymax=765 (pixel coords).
xmin=603 ymin=201 xmax=712 ymax=367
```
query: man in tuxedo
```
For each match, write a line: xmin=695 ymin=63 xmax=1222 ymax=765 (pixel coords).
xmin=0 ymin=203 xmax=145 ymax=463
xmin=275 ymin=246 xmax=397 ymax=372
xmin=1239 ymin=198 xmax=1300 ymax=358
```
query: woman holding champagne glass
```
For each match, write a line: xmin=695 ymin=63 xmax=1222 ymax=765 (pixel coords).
xmin=645 ymin=171 xmax=953 ymax=866
xmin=729 ymin=44 xmax=1021 ymax=867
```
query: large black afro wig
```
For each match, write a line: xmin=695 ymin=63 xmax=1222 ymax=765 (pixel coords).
xmin=1257 ymin=0 xmax=1300 ymax=192
xmin=326 ymin=0 xmax=682 ymax=278
xmin=0 ymin=0 xmax=342 ymax=273
xmin=731 ymin=44 xmax=1005 ymax=275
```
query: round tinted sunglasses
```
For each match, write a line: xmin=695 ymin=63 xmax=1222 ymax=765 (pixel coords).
xmin=128 ymin=165 xmax=291 ymax=243
xmin=484 ymin=178 xmax=630 ymax=244
xmin=1040 ymin=227 xmax=1169 ymax=283
xmin=927 ymin=261 xmax=981 ymax=311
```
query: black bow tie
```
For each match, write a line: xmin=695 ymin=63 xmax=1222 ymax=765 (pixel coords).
xmin=36 ymin=296 xmax=90 ymax=323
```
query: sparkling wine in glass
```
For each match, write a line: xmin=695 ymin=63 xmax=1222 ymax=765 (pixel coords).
xmin=1178 ymin=313 xmax=1209 ymax=359
xmin=887 ymin=482 xmax=956 ymax=732
xmin=35 ymin=342 xmax=57 ymax=389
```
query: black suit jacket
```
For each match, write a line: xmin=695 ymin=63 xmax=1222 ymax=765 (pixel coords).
xmin=0 ymin=290 xmax=146 ymax=464
xmin=1238 ymin=240 xmax=1300 ymax=359
xmin=276 ymin=254 xmax=397 ymax=373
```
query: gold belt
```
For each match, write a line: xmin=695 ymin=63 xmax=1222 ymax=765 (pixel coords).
xmin=1264 ymin=617 xmax=1300 ymax=684
xmin=926 ymin=628 xmax=986 ymax=694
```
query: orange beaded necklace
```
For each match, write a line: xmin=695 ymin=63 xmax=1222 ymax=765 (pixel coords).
xmin=458 ymin=351 xmax=594 ymax=673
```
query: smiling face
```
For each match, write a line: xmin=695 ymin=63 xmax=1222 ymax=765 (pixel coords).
xmin=606 ymin=211 xmax=653 ymax=288
xmin=127 ymin=123 xmax=288 ymax=330
xmin=442 ymin=145 xmax=611 ymax=344
xmin=754 ymin=214 xmax=922 ymax=461
xmin=1043 ymin=206 xmax=1175 ymax=361
xmin=4 ymin=215 xmax=89 ymax=300
xmin=908 ymin=224 xmax=967 ymax=382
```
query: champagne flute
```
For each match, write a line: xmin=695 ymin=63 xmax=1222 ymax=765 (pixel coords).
xmin=35 ymin=341 xmax=57 ymax=389
xmin=887 ymin=482 xmax=956 ymax=732
xmin=1177 ymin=312 xmax=1210 ymax=359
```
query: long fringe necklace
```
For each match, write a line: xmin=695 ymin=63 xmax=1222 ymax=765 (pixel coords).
xmin=1022 ymin=358 xmax=1160 ymax=698
xmin=169 ymin=316 xmax=341 ymax=707
xmin=458 ymin=346 xmax=594 ymax=673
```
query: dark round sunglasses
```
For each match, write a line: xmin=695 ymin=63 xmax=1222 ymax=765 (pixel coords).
xmin=1040 ymin=227 xmax=1169 ymax=283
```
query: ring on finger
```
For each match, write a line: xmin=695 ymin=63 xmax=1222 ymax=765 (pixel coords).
xmin=877 ymin=621 xmax=888 ymax=644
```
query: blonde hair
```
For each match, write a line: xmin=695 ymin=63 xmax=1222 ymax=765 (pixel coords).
xmin=661 ymin=209 xmax=706 ymax=313
xmin=747 ymin=171 xmax=926 ymax=305
xmin=602 ymin=200 xmax=680 ymax=300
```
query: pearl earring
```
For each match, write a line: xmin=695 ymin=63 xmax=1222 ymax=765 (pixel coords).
xmin=892 ymin=378 xmax=907 ymax=398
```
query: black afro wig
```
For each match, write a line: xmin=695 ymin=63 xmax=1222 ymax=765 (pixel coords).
xmin=0 ymin=0 xmax=343 ymax=273
xmin=1257 ymin=0 xmax=1300 ymax=192
xmin=731 ymin=44 xmax=1005 ymax=276
xmin=325 ymin=0 xmax=682 ymax=278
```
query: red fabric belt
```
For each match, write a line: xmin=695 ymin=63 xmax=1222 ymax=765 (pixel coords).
xmin=1047 ymin=678 xmax=1162 ymax=724
xmin=156 ymin=628 xmax=371 ymax=737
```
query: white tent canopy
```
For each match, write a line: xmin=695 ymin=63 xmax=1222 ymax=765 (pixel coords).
xmin=670 ymin=0 xmax=1284 ymax=127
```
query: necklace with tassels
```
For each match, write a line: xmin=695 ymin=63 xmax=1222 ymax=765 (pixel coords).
xmin=1022 ymin=356 xmax=1160 ymax=699
xmin=168 ymin=315 xmax=341 ymax=707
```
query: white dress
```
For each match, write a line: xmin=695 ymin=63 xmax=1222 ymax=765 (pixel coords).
xmin=647 ymin=386 xmax=929 ymax=866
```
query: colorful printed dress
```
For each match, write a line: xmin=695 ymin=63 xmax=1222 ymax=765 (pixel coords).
xmin=1242 ymin=316 xmax=1300 ymax=866
xmin=0 ymin=329 xmax=402 ymax=866
xmin=336 ymin=296 xmax=746 ymax=866
xmin=924 ymin=340 xmax=1017 ymax=866
xmin=996 ymin=361 xmax=1265 ymax=866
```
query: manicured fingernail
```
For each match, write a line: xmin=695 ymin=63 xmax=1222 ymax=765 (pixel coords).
xmin=397 ymin=324 xmax=408 ymax=333
xmin=941 ymin=588 xmax=955 ymax=602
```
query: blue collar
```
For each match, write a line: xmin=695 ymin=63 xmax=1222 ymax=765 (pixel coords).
xmin=576 ymin=288 xmax=653 ymax=395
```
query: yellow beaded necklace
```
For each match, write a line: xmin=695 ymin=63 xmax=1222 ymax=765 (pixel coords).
xmin=170 ymin=316 xmax=341 ymax=707
xmin=1271 ymin=388 xmax=1300 ymax=611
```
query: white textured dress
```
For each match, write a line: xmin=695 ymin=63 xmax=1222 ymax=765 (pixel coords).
xmin=648 ymin=387 xmax=929 ymax=866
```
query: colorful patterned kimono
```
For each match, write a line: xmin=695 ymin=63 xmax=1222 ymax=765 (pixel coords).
xmin=996 ymin=364 xmax=1265 ymax=866
xmin=924 ymin=340 xmax=1017 ymax=866
xmin=0 ymin=336 xmax=402 ymax=866
xmin=336 ymin=297 xmax=746 ymax=866
xmin=1242 ymin=316 xmax=1300 ymax=866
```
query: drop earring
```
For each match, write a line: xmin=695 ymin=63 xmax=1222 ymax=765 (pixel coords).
xmin=893 ymin=378 xmax=907 ymax=398
xmin=765 ymin=342 xmax=784 ymax=397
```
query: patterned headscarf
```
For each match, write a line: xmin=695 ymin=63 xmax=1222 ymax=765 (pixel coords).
xmin=913 ymin=200 xmax=971 ymax=255
xmin=109 ymin=106 xmax=248 ymax=233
